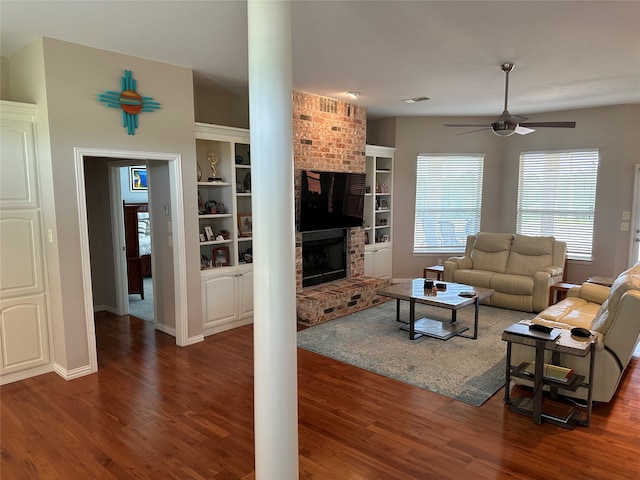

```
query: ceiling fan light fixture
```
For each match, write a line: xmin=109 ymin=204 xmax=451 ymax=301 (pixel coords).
xmin=346 ymin=91 xmax=360 ymax=100
xmin=491 ymin=122 xmax=516 ymax=137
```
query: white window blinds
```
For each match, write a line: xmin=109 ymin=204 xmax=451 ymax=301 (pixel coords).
xmin=517 ymin=149 xmax=599 ymax=261
xmin=413 ymin=154 xmax=484 ymax=254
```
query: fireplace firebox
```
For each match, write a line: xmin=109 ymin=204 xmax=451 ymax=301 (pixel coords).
xmin=302 ymin=229 xmax=347 ymax=287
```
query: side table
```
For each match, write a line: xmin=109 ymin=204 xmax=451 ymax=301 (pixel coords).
xmin=548 ymin=282 xmax=580 ymax=305
xmin=502 ymin=324 xmax=595 ymax=429
xmin=423 ymin=264 xmax=444 ymax=281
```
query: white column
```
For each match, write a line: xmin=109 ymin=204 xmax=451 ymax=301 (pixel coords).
xmin=247 ymin=2 xmax=298 ymax=479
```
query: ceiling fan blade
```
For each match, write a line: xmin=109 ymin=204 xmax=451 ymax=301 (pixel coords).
xmin=444 ymin=124 xmax=490 ymax=127
xmin=506 ymin=114 xmax=528 ymax=124
xmin=456 ymin=127 xmax=491 ymax=135
xmin=519 ymin=121 xmax=576 ymax=128
xmin=515 ymin=125 xmax=535 ymax=135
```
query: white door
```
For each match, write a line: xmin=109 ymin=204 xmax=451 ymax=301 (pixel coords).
xmin=631 ymin=164 xmax=640 ymax=266
xmin=0 ymin=102 xmax=52 ymax=383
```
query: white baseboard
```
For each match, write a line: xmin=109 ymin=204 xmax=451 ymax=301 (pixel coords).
xmin=155 ymin=323 xmax=176 ymax=337
xmin=187 ymin=334 xmax=205 ymax=345
xmin=0 ymin=364 xmax=54 ymax=385
xmin=53 ymin=362 xmax=94 ymax=381
xmin=203 ymin=317 xmax=253 ymax=337
xmin=93 ymin=304 xmax=118 ymax=315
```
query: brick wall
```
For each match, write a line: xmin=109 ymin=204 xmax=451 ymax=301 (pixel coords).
xmin=293 ymin=91 xmax=367 ymax=291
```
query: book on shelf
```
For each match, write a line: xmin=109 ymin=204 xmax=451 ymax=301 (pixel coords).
xmin=541 ymin=400 xmax=575 ymax=423
xmin=524 ymin=362 xmax=574 ymax=383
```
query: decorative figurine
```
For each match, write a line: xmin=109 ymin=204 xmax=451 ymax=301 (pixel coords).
xmin=207 ymin=152 xmax=222 ymax=181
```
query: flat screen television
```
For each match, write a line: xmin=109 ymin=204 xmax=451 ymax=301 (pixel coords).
xmin=299 ymin=170 xmax=366 ymax=232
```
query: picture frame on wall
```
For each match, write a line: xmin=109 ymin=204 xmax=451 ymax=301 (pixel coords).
xmin=238 ymin=214 xmax=252 ymax=237
xmin=213 ymin=246 xmax=230 ymax=267
xmin=129 ymin=166 xmax=148 ymax=191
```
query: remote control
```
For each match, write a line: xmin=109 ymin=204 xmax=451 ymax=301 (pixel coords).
xmin=529 ymin=324 xmax=553 ymax=334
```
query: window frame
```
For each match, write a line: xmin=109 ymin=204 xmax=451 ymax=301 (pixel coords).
xmin=413 ymin=153 xmax=485 ymax=255
xmin=516 ymin=148 xmax=599 ymax=261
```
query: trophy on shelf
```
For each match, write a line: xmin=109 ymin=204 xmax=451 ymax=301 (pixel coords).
xmin=207 ymin=152 xmax=222 ymax=182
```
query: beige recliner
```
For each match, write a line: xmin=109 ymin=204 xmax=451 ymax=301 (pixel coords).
xmin=511 ymin=262 xmax=640 ymax=403
xmin=444 ymin=232 xmax=567 ymax=312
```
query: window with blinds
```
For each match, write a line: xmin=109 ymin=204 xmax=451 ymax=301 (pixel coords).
xmin=413 ymin=154 xmax=484 ymax=254
xmin=517 ymin=149 xmax=599 ymax=261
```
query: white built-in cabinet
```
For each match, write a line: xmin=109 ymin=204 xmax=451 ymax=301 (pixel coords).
xmin=195 ymin=123 xmax=254 ymax=335
xmin=364 ymin=144 xmax=396 ymax=280
xmin=0 ymin=101 xmax=53 ymax=384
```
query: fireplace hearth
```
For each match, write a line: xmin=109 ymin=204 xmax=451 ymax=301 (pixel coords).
xmin=302 ymin=229 xmax=347 ymax=287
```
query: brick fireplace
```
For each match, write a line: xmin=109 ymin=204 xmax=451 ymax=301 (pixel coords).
xmin=293 ymin=91 xmax=389 ymax=325
xmin=293 ymin=91 xmax=366 ymax=291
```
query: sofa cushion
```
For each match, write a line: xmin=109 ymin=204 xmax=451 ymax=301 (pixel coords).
xmin=469 ymin=233 xmax=513 ymax=273
xmin=591 ymin=263 xmax=640 ymax=334
xmin=506 ymin=235 xmax=554 ymax=276
xmin=534 ymin=297 xmax=599 ymax=329
xmin=452 ymin=269 xmax=494 ymax=289
xmin=490 ymin=273 xmax=534 ymax=295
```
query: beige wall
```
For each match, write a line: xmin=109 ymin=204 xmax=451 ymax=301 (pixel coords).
xmin=368 ymin=104 xmax=640 ymax=283
xmin=8 ymin=38 xmax=202 ymax=371
xmin=194 ymin=85 xmax=249 ymax=128
xmin=0 ymin=56 xmax=10 ymax=99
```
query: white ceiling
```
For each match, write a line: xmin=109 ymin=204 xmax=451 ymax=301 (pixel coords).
xmin=1 ymin=1 xmax=639 ymax=119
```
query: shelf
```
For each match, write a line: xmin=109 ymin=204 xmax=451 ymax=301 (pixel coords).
xmin=511 ymin=361 xmax=586 ymax=392
xmin=510 ymin=395 xmax=583 ymax=429
xmin=198 ymin=214 xmax=233 ymax=219
xmin=236 ymin=192 xmax=252 ymax=197
xmin=200 ymin=239 xmax=233 ymax=246
xmin=238 ymin=236 xmax=253 ymax=242
xmin=197 ymin=181 xmax=231 ymax=187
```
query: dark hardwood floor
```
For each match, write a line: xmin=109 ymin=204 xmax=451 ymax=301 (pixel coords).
xmin=2 ymin=312 xmax=639 ymax=479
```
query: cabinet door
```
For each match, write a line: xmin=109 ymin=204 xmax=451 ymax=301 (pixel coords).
xmin=0 ymin=117 xmax=38 ymax=209
xmin=0 ymin=294 xmax=50 ymax=377
xmin=372 ymin=245 xmax=392 ymax=279
xmin=202 ymin=272 xmax=238 ymax=329
xmin=0 ymin=211 xmax=44 ymax=299
xmin=238 ymin=267 xmax=254 ymax=319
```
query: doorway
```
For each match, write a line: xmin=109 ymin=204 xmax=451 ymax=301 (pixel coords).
xmin=112 ymin=163 xmax=155 ymax=323
xmin=74 ymin=147 xmax=189 ymax=374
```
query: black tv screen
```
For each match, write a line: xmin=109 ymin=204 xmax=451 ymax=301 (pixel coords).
xmin=299 ymin=170 xmax=366 ymax=232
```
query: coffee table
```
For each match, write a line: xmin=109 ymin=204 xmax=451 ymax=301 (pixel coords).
xmin=377 ymin=279 xmax=495 ymax=340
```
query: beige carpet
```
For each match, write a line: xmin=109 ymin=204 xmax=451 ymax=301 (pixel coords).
xmin=297 ymin=301 xmax=536 ymax=406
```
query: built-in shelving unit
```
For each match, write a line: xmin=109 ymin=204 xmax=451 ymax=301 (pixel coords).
xmin=364 ymin=144 xmax=396 ymax=280
xmin=195 ymin=123 xmax=254 ymax=336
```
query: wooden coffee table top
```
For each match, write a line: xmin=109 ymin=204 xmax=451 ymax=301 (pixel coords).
xmin=377 ymin=279 xmax=495 ymax=310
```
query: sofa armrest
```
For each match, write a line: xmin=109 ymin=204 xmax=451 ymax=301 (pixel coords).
xmin=532 ymin=270 xmax=554 ymax=312
xmin=603 ymin=290 xmax=640 ymax=369
xmin=443 ymin=256 xmax=471 ymax=282
xmin=567 ymin=282 xmax=610 ymax=305
xmin=541 ymin=265 xmax=564 ymax=278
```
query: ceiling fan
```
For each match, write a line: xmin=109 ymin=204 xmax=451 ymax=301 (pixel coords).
xmin=444 ymin=63 xmax=576 ymax=136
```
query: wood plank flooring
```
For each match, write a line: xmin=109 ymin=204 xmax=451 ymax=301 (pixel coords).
xmin=1 ymin=312 xmax=639 ymax=479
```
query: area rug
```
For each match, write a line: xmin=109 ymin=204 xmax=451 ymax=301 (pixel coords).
xmin=128 ymin=277 xmax=154 ymax=322
xmin=297 ymin=300 xmax=536 ymax=406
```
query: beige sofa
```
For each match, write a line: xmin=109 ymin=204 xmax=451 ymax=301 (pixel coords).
xmin=443 ymin=233 xmax=567 ymax=312
xmin=511 ymin=262 xmax=640 ymax=403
